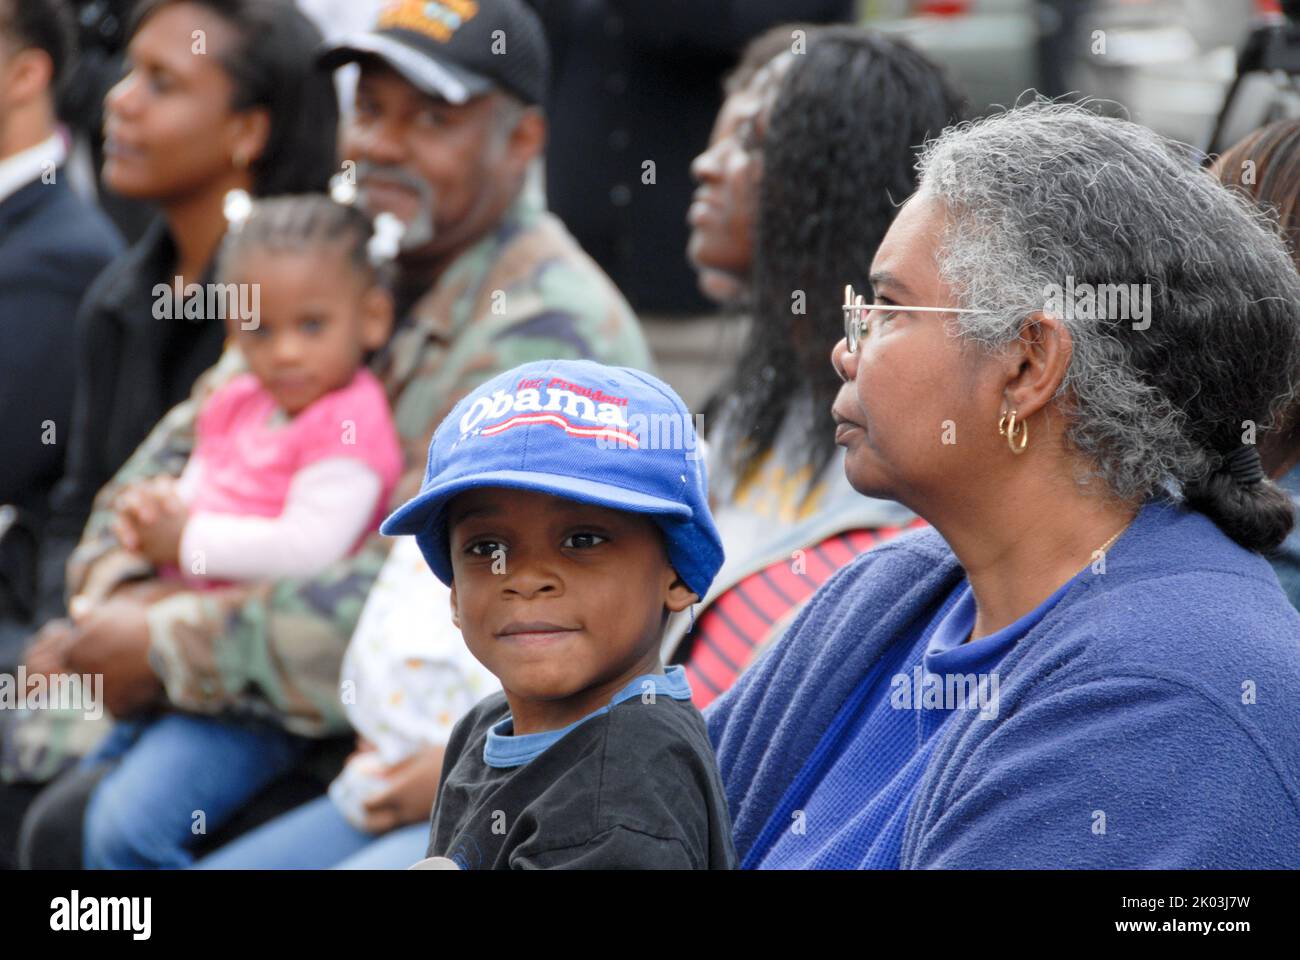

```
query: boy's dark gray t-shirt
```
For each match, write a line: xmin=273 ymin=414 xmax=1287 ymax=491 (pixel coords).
xmin=427 ymin=685 xmax=739 ymax=869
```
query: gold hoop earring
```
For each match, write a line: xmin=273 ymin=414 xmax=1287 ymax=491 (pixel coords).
xmin=1000 ymin=410 xmax=1028 ymax=454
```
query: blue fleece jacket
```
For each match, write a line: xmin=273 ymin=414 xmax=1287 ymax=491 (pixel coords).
xmin=704 ymin=496 xmax=1300 ymax=868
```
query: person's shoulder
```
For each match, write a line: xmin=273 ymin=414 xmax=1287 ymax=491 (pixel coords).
xmin=473 ymin=206 xmax=649 ymax=365
xmin=1050 ymin=564 xmax=1300 ymax=695
xmin=524 ymin=211 xmax=637 ymax=319
xmin=601 ymin=695 xmax=721 ymax=783
xmin=0 ymin=180 xmax=122 ymax=285
xmin=590 ymin=696 xmax=730 ymax=854
xmin=42 ymin=180 xmax=124 ymax=262
xmin=1040 ymin=504 xmax=1300 ymax=674
xmin=187 ymin=344 xmax=249 ymax=411
xmin=1 ymin=177 xmax=115 ymax=244
xmin=805 ymin=522 xmax=957 ymax=611
xmin=291 ymin=369 xmax=403 ymax=473
xmin=510 ymin=694 xmax=714 ymax=783
xmin=321 ymin=367 xmax=388 ymax=406
xmin=199 ymin=371 xmax=265 ymax=424
xmin=977 ymin=517 xmax=1300 ymax=788
xmin=194 ymin=369 xmax=274 ymax=451
xmin=608 ymin=690 xmax=707 ymax=735
xmin=445 ymin=690 xmax=510 ymax=760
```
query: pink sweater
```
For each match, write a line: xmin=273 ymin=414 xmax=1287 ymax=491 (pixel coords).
xmin=171 ymin=367 xmax=404 ymax=584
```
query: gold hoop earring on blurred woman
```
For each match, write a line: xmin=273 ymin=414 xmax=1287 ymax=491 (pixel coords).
xmin=999 ymin=410 xmax=1028 ymax=454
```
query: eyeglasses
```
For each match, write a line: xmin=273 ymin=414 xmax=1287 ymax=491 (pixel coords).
xmin=842 ymin=283 xmax=992 ymax=354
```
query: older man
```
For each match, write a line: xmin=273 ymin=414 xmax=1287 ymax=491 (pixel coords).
xmin=13 ymin=0 xmax=651 ymax=868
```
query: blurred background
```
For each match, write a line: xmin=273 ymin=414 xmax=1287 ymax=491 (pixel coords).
xmin=862 ymin=0 xmax=1292 ymax=149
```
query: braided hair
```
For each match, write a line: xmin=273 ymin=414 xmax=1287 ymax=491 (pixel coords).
xmin=215 ymin=193 xmax=393 ymax=290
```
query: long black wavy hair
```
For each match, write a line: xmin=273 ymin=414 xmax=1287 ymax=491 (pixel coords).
xmin=705 ymin=27 xmax=966 ymax=501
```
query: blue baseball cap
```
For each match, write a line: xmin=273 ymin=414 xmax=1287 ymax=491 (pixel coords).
xmin=380 ymin=359 xmax=724 ymax=597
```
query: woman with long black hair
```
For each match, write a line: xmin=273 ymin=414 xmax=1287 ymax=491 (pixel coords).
xmin=672 ymin=27 xmax=965 ymax=706
xmin=1212 ymin=118 xmax=1300 ymax=610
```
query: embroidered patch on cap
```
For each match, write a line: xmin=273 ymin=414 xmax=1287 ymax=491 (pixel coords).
xmin=378 ymin=0 xmax=480 ymax=43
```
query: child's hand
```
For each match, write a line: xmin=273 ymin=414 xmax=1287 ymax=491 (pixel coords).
xmin=361 ymin=745 xmax=447 ymax=833
xmin=114 ymin=478 xmax=187 ymax=568
xmin=343 ymin=735 xmax=378 ymax=768
xmin=113 ymin=479 xmax=168 ymax=550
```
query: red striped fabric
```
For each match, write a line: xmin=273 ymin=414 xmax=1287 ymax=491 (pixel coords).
xmin=681 ymin=519 xmax=929 ymax=709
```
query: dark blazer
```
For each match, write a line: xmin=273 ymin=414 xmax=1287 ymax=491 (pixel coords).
xmin=40 ymin=216 xmax=226 ymax=618
xmin=0 ymin=174 xmax=122 ymax=521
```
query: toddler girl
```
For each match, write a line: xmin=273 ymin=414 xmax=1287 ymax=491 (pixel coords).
xmin=105 ymin=193 xmax=405 ymax=588
xmin=73 ymin=193 xmax=407 ymax=869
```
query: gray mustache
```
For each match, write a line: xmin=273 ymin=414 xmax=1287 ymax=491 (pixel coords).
xmin=355 ymin=162 xmax=434 ymax=206
xmin=353 ymin=162 xmax=437 ymax=250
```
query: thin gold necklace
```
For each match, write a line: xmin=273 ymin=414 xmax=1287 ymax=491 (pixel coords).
xmin=962 ymin=512 xmax=1137 ymax=645
xmin=1096 ymin=512 xmax=1138 ymax=556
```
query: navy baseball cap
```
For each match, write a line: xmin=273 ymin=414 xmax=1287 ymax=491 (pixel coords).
xmin=381 ymin=359 xmax=724 ymax=598
xmin=320 ymin=0 xmax=550 ymax=106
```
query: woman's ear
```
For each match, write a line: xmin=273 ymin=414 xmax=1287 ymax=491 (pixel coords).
xmin=227 ymin=106 xmax=272 ymax=173
xmin=1001 ymin=310 xmax=1073 ymax=423
xmin=449 ymin=579 xmax=461 ymax=630
xmin=359 ymin=285 xmax=394 ymax=351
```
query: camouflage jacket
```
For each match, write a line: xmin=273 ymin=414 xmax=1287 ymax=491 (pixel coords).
xmin=65 ymin=184 xmax=653 ymax=738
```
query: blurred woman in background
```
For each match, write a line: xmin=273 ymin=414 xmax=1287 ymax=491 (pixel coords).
xmin=673 ymin=27 xmax=965 ymax=706
xmin=1212 ymin=117 xmax=1300 ymax=610
xmin=37 ymin=0 xmax=340 ymax=625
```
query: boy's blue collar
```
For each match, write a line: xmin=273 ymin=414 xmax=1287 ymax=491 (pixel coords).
xmin=483 ymin=665 xmax=692 ymax=768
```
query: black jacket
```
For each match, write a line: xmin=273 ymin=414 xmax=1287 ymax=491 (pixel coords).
xmin=0 ymin=175 xmax=122 ymax=519
xmin=40 ymin=217 xmax=226 ymax=618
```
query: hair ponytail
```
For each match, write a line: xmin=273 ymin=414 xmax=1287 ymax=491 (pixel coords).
xmin=1182 ymin=449 xmax=1295 ymax=553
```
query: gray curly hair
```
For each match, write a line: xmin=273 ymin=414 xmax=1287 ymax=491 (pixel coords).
xmin=913 ymin=100 xmax=1300 ymax=553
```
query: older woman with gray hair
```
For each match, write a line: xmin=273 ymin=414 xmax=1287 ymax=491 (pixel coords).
xmin=704 ymin=100 xmax=1300 ymax=869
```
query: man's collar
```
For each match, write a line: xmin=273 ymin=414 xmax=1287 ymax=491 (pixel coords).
xmin=0 ymin=133 xmax=66 ymax=206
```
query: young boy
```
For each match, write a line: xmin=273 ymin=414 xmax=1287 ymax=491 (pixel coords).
xmin=381 ymin=358 xmax=737 ymax=869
